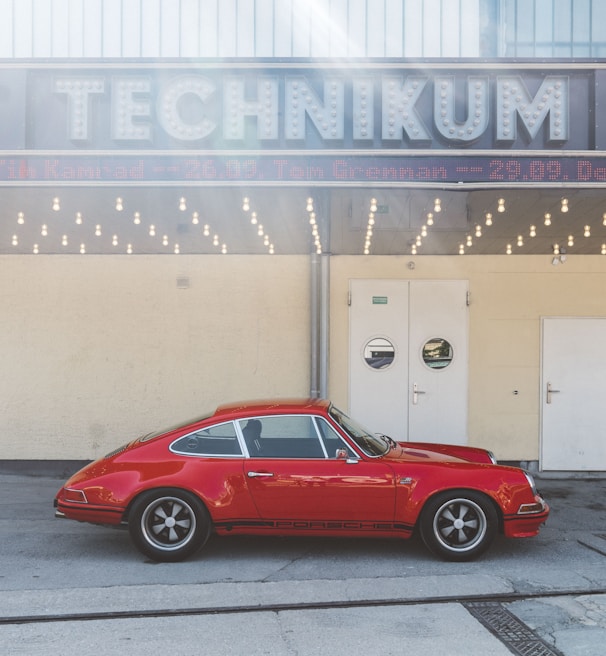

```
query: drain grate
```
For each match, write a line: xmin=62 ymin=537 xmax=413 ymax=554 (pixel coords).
xmin=463 ymin=601 xmax=565 ymax=656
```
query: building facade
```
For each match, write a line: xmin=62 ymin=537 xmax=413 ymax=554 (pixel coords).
xmin=1 ymin=0 xmax=606 ymax=473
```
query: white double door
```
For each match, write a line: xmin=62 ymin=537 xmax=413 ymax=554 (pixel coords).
xmin=541 ymin=317 xmax=606 ymax=471
xmin=349 ymin=280 xmax=468 ymax=443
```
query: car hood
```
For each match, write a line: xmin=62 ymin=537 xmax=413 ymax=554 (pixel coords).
xmin=385 ymin=445 xmax=469 ymax=464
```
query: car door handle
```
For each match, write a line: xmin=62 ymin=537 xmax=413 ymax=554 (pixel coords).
xmin=247 ymin=471 xmax=274 ymax=478
xmin=546 ymin=382 xmax=560 ymax=404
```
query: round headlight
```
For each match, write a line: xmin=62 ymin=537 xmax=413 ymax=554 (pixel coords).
xmin=524 ymin=471 xmax=538 ymax=496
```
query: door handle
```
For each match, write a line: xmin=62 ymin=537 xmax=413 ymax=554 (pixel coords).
xmin=247 ymin=471 xmax=274 ymax=478
xmin=546 ymin=382 xmax=560 ymax=404
xmin=413 ymin=382 xmax=426 ymax=405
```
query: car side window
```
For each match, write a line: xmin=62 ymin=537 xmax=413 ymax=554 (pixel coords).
xmin=314 ymin=417 xmax=358 ymax=458
xmin=240 ymin=415 xmax=326 ymax=458
xmin=170 ymin=421 xmax=242 ymax=457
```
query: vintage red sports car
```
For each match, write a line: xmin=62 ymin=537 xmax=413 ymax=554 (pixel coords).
xmin=55 ymin=399 xmax=549 ymax=562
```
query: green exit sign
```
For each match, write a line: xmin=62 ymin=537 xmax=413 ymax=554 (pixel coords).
xmin=372 ymin=296 xmax=388 ymax=305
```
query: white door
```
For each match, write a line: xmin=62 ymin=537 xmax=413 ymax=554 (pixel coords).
xmin=541 ymin=317 xmax=606 ymax=471
xmin=349 ymin=280 xmax=468 ymax=443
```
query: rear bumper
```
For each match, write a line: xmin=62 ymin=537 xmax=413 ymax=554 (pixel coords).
xmin=54 ymin=498 xmax=125 ymax=526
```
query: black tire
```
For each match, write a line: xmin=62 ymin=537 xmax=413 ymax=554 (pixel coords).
xmin=419 ymin=490 xmax=498 ymax=562
xmin=128 ymin=488 xmax=211 ymax=562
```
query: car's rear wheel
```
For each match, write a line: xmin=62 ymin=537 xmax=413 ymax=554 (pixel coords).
xmin=128 ymin=488 xmax=211 ymax=562
xmin=419 ymin=490 xmax=498 ymax=561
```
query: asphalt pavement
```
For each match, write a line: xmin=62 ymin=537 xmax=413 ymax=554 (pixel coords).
xmin=1 ymin=471 xmax=605 ymax=655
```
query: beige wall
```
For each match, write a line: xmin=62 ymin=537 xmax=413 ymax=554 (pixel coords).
xmin=1 ymin=255 xmax=311 ymax=460
xmin=3 ymin=252 xmax=606 ymax=462
xmin=329 ymin=255 xmax=606 ymax=462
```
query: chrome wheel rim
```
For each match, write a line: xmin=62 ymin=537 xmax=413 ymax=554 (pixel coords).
xmin=432 ymin=497 xmax=488 ymax=553
xmin=140 ymin=496 xmax=197 ymax=552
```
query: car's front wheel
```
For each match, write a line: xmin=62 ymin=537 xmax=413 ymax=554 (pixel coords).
xmin=419 ymin=490 xmax=498 ymax=561
xmin=128 ymin=489 xmax=211 ymax=562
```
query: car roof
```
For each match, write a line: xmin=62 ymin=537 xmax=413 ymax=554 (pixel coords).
xmin=213 ymin=398 xmax=330 ymax=419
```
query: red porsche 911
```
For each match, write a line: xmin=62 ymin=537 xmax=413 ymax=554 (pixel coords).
xmin=54 ymin=399 xmax=549 ymax=562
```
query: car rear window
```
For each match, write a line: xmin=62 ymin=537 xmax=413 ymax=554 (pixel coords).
xmin=170 ymin=421 xmax=243 ymax=457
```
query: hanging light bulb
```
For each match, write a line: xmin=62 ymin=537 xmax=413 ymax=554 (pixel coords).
xmin=112 ymin=235 xmax=118 ymax=246
xmin=41 ymin=224 xmax=48 ymax=236
xmin=530 ymin=225 xmax=537 ymax=237
xmin=242 ymin=197 xmax=250 ymax=212
xmin=553 ymin=244 xmax=560 ymax=255
xmin=250 ymin=211 xmax=258 ymax=225
xmin=149 ymin=224 xmax=156 ymax=236
xmin=222 ymin=244 xmax=227 ymax=254
xmin=269 ymin=244 xmax=275 ymax=254
xmin=192 ymin=211 xmax=199 ymax=224
xmin=17 ymin=211 xmax=24 ymax=224
xmin=370 ymin=198 xmax=377 ymax=213
xmin=426 ymin=212 xmax=434 ymax=225
xmin=602 ymin=243 xmax=606 ymax=255
xmin=162 ymin=235 xmax=168 ymax=246
xmin=602 ymin=212 xmax=606 ymax=226
xmin=62 ymin=235 xmax=68 ymax=246
xmin=95 ymin=224 xmax=102 ymax=237
xmin=179 ymin=197 xmax=187 ymax=211
xmin=568 ymin=235 xmax=574 ymax=247
xmin=517 ymin=235 xmax=524 ymax=247
xmin=485 ymin=212 xmax=492 ymax=226
xmin=52 ymin=197 xmax=60 ymax=211
xmin=368 ymin=214 xmax=375 ymax=225
xmin=80 ymin=243 xmax=86 ymax=254
xmin=497 ymin=198 xmax=505 ymax=212
xmin=115 ymin=197 xmax=123 ymax=211
xmin=458 ymin=244 xmax=465 ymax=255
xmin=561 ymin=198 xmax=569 ymax=212
xmin=584 ymin=225 xmax=591 ymax=237
xmin=307 ymin=197 xmax=314 ymax=212
xmin=75 ymin=212 xmax=83 ymax=225
xmin=421 ymin=225 xmax=428 ymax=237
xmin=133 ymin=211 xmax=141 ymax=224
xmin=544 ymin=212 xmax=552 ymax=226
xmin=257 ymin=224 xmax=264 ymax=236
xmin=506 ymin=243 xmax=512 ymax=254
xmin=33 ymin=244 xmax=39 ymax=254
xmin=11 ymin=234 xmax=18 ymax=246
xmin=309 ymin=212 xmax=316 ymax=225
xmin=174 ymin=244 xmax=180 ymax=254
xmin=411 ymin=245 xmax=417 ymax=255
xmin=203 ymin=224 xmax=210 ymax=237
xmin=213 ymin=235 xmax=219 ymax=246
xmin=434 ymin=198 xmax=441 ymax=212
xmin=466 ymin=235 xmax=473 ymax=247
xmin=475 ymin=225 xmax=482 ymax=238
xmin=127 ymin=243 xmax=133 ymax=254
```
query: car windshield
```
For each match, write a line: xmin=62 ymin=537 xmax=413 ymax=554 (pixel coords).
xmin=328 ymin=405 xmax=389 ymax=457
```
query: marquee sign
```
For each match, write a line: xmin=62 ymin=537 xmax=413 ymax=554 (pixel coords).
xmin=2 ymin=153 xmax=606 ymax=185
xmin=1 ymin=63 xmax=606 ymax=184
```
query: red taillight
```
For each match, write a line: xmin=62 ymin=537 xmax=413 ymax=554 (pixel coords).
xmin=63 ymin=488 xmax=88 ymax=503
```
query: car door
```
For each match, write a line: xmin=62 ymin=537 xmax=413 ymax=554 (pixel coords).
xmin=239 ymin=414 xmax=397 ymax=530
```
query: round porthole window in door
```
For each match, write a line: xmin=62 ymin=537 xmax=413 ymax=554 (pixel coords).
xmin=422 ymin=338 xmax=454 ymax=369
xmin=363 ymin=337 xmax=395 ymax=370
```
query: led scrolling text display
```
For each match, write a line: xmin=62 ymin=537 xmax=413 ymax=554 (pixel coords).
xmin=1 ymin=155 xmax=606 ymax=184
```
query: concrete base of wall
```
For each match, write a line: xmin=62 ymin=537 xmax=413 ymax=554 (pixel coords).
xmin=0 ymin=460 xmax=91 ymax=478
